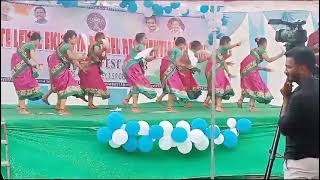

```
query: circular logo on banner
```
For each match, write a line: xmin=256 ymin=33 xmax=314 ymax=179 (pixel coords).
xmin=87 ymin=13 xmax=106 ymax=32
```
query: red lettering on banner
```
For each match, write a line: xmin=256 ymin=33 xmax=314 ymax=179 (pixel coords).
xmin=5 ymin=29 xmax=11 ymax=48
xmin=122 ymin=38 xmax=129 ymax=55
xmin=13 ymin=29 xmax=18 ymax=47
xmin=50 ymin=32 xmax=60 ymax=50
xmin=128 ymin=39 xmax=135 ymax=52
xmin=77 ymin=35 xmax=86 ymax=52
xmin=18 ymin=30 xmax=27 ymax=46
xmin=1 ymin=28 xmax=5 ymax=47
xmin=44 ymin=31 xmax=51 ymax=50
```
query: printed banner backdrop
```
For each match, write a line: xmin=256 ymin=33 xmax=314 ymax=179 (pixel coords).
xmin=1 ymin=2 xmax=318 ymax=106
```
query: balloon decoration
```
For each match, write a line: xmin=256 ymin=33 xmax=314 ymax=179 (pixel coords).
xmin=97 ymin=112 xmax=252 ymax=154
xmin=57 ymin=0 xmax=79 ymax=7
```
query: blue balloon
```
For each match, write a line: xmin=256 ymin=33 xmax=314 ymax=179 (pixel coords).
xmin=217 ymin=32 xmax=225 ymax=39
xmin=170 ymin=2 xmax=181 ymax=9
xmin=191 ymin=118 xmax=208 ymax=132
xmin=152 ymin=4 xmax=163 ymax=16
xmin=181 ymin=9 xmax=190 ymax=17
xmin=149 ymin=125 xmax=164 ymax=140
xmin=164 ymin=6 xmax=172 ymax=14
xmin=236 ymin=118 xmax=252 ymax=133
xmin=205 ymin=125 xmax=220 ymax=139
xmin=222 ymin=15 xmax=229 ymax=26
xmin=58 ymin=0 xmax=78 ymax=7
xmin=208 ymin=32 xmax=214 ymax=45
xmin=119 ymin=1 xmax=127 ymax=8
xmin=143 ymin=0 xmax=154 ymax=8
xmin=125 ymin=120 xmax=140 ymax=136
xmin=222 ymin=129 xmax=238 ymax=148
xmin=138 ymin=136 xmax=153 ymax=152
xmin=200 ymin=5 xmax=209 ymax=13
xmin=97 ymin=127 xmax=112 ymax=143
xmin=171 ymin=127 xmax=188 ymax=143
xmin=122 ymin=136 xmax=138 ymax=152
xmin=127 ymin=2 xmax=138 ymax=13
xmin=106 ymin=112 xmax=125 ymax=131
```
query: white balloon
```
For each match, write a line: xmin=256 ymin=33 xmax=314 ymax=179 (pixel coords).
xmin=194 ymin=138 xmax=209 ymax=151
xmin=112 ymin=129 xmax=128 ymax=145
xmin=189 ymin=129 xmax=206 ymax=144
xmin=143 ymin=8 xmax=153 ymax=17
xmin=138 ymin=121 xmax=150 ymax=136
xmin=230 ymin=128 xmax=239 ymax=136
xmin=121 ymin=124 xmax=126 ymax=130
xmin=159 ymin=136 xmax=173 ymax=150
xmin=214 ymin=134 xmax=224 ymax=145
xmin=227 ymin=118 xmax=237 ymax=128
xmin=159 ymin=120 xmax=173 ymax=136
xmin=177 ymin=139 xmax=192 ymax=154
xmin=176 ymin=120 xmax=191 ymax=132
xmin=172 ymin=141 xmax=178 ymax=147
xmin=109 ymin=140 xmax=121 ymax=148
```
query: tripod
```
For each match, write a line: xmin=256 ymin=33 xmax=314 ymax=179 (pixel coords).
xmin=264 ymin=106 xmax=284 ymax=179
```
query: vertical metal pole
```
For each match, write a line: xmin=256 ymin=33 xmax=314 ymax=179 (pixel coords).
xmin=210 ymin=30 xmax=217 ymax=179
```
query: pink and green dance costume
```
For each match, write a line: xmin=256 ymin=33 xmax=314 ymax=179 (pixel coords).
xmin=11 ymin=42 xmax=43 ymax=100
xmin=79 ymin=42 xmax=110 ymax=99
xmin=178 ymin=56 xmax=201 ymax=99
xmin=240 ymin=47 xmax=273 ymax=104
xmin=122 ymin=44 xmax=157 ymax=99
xmin=205 ymin=47 xmax=234 ymax=100
xmin=47 ymin=42 xmax=84 ymax=99
xmin=160 ymin=48 xmax=189 ymax=101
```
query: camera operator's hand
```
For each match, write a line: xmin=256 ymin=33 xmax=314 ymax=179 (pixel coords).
xmin=280 ymin=79 xmax=293 ymax=100
xmin=280 ymin=49 xmax=285 ymax=56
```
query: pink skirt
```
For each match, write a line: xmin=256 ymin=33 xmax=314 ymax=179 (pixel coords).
xmin=205 ymin=57 xmax=234 ymax=99
xmin=11 ymin=53 xmax=43 ymax=100
xmin=160 ymin=56 xmax=189 ymax=100
xmin=240 ymin=54 xmax=273 ymax=104
xmin=79 ymin=57 xmax=109 ymax=99
xmin=47 ymin=53 xmax=84 ymax=99
xmin=122 ymin=55 xmax=156 ymax=99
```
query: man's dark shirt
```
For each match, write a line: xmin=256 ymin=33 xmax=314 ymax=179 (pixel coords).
xmin=279 ymin=76 xmax=319 ymax=160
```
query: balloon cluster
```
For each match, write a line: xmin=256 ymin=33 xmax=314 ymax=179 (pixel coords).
xmin=119 ymin=0 xmax=138 ymax=13
xmin=97 ymin=112 xmax=252 ymax=154
xmin=57 ymin=0 xmax=79 ymax=7
xmin=142 ymin=1 xmax=189 ymax=17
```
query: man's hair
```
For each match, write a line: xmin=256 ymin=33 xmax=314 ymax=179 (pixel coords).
xmin=285 ymin=46 xmax=316 ymax=72
xmin=34 ymin=6 xmax=46 ymax=13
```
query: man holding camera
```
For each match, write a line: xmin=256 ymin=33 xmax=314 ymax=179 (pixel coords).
xmin=279 ymin=47 xmax=319 ymax=179
xmin=307 ymin=27 xmax=319 ymax=78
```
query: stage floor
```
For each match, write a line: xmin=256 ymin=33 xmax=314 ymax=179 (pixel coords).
xmin=1 ymin=102 xmax=285 ymax=179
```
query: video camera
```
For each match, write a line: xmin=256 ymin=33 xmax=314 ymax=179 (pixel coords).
xmin=268 ymin=19 xmax=308 ymax=51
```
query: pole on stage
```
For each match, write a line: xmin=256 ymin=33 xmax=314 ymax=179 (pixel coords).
xmin=208 ymin=5 xmax=222 ymax=179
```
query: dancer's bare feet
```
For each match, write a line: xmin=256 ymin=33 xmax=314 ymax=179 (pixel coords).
xmin=88 ymin=104 xmax=98 ymax=109
xmin=58 ymin=108 xmax=70 ymax=115
xmin=167 ymin=106 xmax=178 ymax=112
xmin=249 ymin=105 xmax=256 ymax=112
xmin=215 ymin=106 xmax=225 ymax=112
xmin=132 ymin=106 xmax=141 ymax=113
xmin=236 ymin=100 xmax=243 ymax=108
xmin=18 ymin=106 xmax=32 ymax=114
xmin=184 ymin=101 xmax=192 ymax=108
xmin=156 ymin=97 xmax=163 ymax=104
xmin=123 ymin=98 xmax=130 ymax=106
xmin=203 ymin=100 xmax=211 ymax=108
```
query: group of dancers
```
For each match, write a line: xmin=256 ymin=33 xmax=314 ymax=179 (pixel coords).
xmin=11 ymin=30 xmax=285 ymax=115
